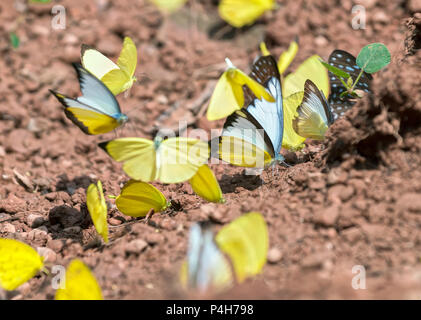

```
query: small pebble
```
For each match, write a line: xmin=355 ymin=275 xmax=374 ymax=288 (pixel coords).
xmin=47 ymin=239 xmax=64 ymax=253
xmin=26 ymin=213 xmax=44 ymax=228
xmin=109 ymin=218 xmax=122 ymax=226
xmin=37 ymin=247 xmax=57 ymax=263
xmin=2 ymin=223 xmax=16 ymax=233
xmin=267 ymin=248 xmax=283 ymax=264
xmin=125 ymin=239 xmax=148 ymax=255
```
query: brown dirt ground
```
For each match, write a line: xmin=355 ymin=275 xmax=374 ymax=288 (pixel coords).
xmin=1 ymin=0 xmax=421 ymax=299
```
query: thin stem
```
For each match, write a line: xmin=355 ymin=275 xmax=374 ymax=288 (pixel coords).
xmin=338 ymin=77 xmax=349 ymax=90
xmin=350 ymin=68 xmax=364 ymax=92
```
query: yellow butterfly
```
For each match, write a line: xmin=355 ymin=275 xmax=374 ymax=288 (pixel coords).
xmin=293 ymin=80 xmax=334 ymax=140
xmin=99 ymin=136 xmax=209 ymax=184
xmin=86 ymin=180 xmax=109 ymax=243
xmin=55 ymin=259 xmax=103 ymax=300
xmin=149 ymin=0 xmax=187 ymax=13
xmin=189 ymin=164 xmax=225 ymax=203
xmin=0 ymin=239 xmax=44 ymax=291
xmin=181 ymin=212 xmax=268 ymax=292
xmin=215 ymin=212 xmax=268 ymax=282
xmin=219 ymin=0 xmax=275 ymax=28
xmin=206 ymin=58 xmax=275 ymax=121
xmin=116 ymin=180 xmax=169 ymax=217
xmin=81 ymin=37 xmax=137 ymax=96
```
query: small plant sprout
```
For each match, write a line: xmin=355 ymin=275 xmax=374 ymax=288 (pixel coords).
xmin=321 ymin=43 xmax=391 ymax=98
xmin=10 ymin=32 xmax=20 ymax=49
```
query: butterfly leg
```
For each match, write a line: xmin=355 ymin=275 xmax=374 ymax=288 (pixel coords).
xmin=144 ymin=208 xmax=155 ymax=225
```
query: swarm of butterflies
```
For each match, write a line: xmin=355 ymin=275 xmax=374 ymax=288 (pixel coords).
xmin=0 ymin=32 xmax=374 ymax=298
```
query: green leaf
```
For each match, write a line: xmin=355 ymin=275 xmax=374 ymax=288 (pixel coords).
xmin=320 ymin=60 xmax=350 ymax=79
xmin=29 ymin=0 xmax=51 ymax=3
xmin=346 ymin=77 xmax=353 ymax=87
xmin=10 ymin=32 xmax=20 ymax=49
xmin=356 ymin=43 xmax=391 ymax=74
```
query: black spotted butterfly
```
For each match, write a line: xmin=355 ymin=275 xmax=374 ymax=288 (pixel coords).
xmin=328 ymin=50 xmax=372 ymax=120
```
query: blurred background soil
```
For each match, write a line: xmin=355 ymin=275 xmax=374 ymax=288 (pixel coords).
xmin=0 ymin=0 xmax=420 ymax=299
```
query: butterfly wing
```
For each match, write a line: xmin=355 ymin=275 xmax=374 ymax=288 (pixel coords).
xmin=207 ymin=66 xmax=274 ymax=121
xmin=116 ymin=180 xmax=168 ymax=217
xmin=277 ymin=39 xmax=299 ymax=75
xmin=73 ymin=64 xmax=123 ymax=117
xmin=328 ymin=50 xmax=372 ymax=120
xmin=243 ymin=55 xmax=284 ymax=157
xmin=0 ymin=239 xmax=44 ymax=291
xmin=50 ymin=90 xmax=121 ymax=135
xmin=219 ymin=0 xmax=275 ymax=28
xmin=189 ymin=164 xmax=224 ymax=204
xmin=86 ymin=181 xmax=108 ymax=243
xmin=293 ymin=79 xmax=333 ymax=140
xmin=99 ymin=138 xmax=157 ymax=182
xmin=282 ymin=92 xmax=306 ymax=150
xmin=212 ymin=135 xmax=272 ymax=168
xmin=55 ymin=259 xmax=103 ymax=300
xmin=150 ymin=0 xmax=187 ymax=13
xmin=206 ymin=71 xmax=245 ymax=121
xmin=101 ymin=69 xmax=132 ymax=96
xmin=157 ymin=138 xmax=209 ymax=184
xmin=215 ymin=212 xmax=268 ymax=283
xmin=117 ymin=37 xmax=137 ymax=79
xmin=186 ymin=223 xmax=234 ymax=293
xmin=81 ymin=44 xmax=119 ymax=80
xmin=100 ymin=36 xmax=138 ymax=96
xmin=222 ymin=109 xmax=275 ymax=160
xmin=283 ymin=55 xmax=329 ymax=98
